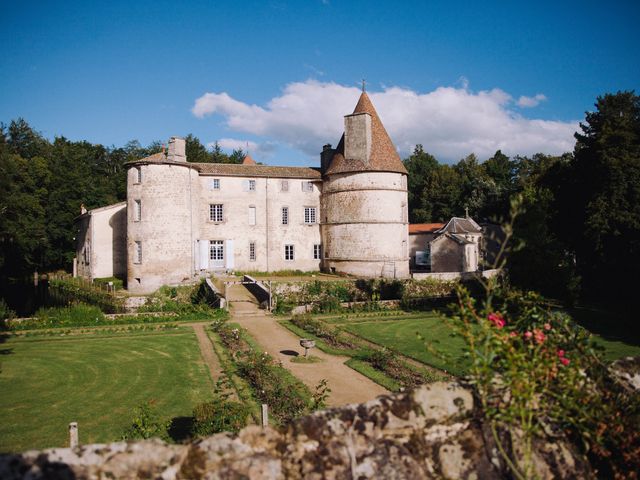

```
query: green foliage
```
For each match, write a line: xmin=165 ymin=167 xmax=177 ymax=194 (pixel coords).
xmin=451 ymin=281 xmax=640 ymax=478
xmin=49 ymin=277 xmax=125 ymax=313
xmin=191 ymin=376 xmax=249 ymax=436
xmin=0 ymin=299 xmax=16 ymax=323
xmin=139 ymin=282 xmax=224 ymax=316
xmin=93 ymin=277 xmax=124 ymax=290
xmin=235 ymin=350 xmax=312 ymax=424
xmin=290 ymin=314 xmax=356 ymax=349
xmin=34 ymin=304 xmax=105 ymax=327
xmin=559 ymin=91 xmax=640 ymax=306
xmin=360 ymin=349 xmax=426 ymax=389
xmin=122 ymin=400 xmax=169 ymax=441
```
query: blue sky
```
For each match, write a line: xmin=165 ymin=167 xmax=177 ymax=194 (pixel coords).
xmin=1 ymin=0 xmax=638 ymax=165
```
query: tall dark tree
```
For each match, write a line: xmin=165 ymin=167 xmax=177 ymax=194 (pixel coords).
xmin=558 ymin=91 xmax=640 ymax=304
xmin=403 ymin=145 xmax=439 ymax=222
xmin=185 ymin=134 xmax=212 ymax=163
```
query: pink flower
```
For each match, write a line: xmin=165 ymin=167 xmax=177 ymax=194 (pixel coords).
xmin=524 ymin=331 xmax=533 ymax=340
xmin=560 ymin=357 xmax=570 ymax=366
xmin=509 ymin=331 xmax=517 ymax=338
xmin=533 ymin=329 xmax=546 ymax=344
xmin=557 ymin=349 xmax=565 ymax=358
xmin=488 ymin=312 xmax=506 ymax=329
xmin=544 ymin=323 xmax=552 ymax=331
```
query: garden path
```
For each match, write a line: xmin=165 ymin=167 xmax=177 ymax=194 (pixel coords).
xmin=226 ymin=284 xmax=388 ymax=407
xmin=188 ymin=323 xmax=223 ymax=383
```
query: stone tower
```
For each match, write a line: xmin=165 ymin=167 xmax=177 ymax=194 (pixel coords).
xmin=321 ymin=92 xmax=409 ymax=278
xmin=126 ymin=137 xmax=200 ymax=293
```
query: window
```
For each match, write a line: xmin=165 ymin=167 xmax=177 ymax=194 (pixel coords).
xmin=281 ymin=180 xmax=289 ymax=192
xmin=285 ymin=244 xmax=295 ymax=261
xmin=209 ymin=204 xmax=223 ymax=222
xmin=209 ymin=240 xmax=224 ymax=260
xmin=249 ymin=242 xmax=256 ymax=261
xmin=281 ymin=207 xmax=289 ymax=225
xmin=304 ymin=207 xmax=317 ymax=224
xmin=302 ymin=181 xmax=313 ymax=192
xmin=134 ymin=241 xmax=142 ymax=264
xmin=134 ymin=199 xmax=141 ymax=222
xmin=213 ymin=178 xmax=220 ymax=190
xmin=248 ymin=206 xmax=256 ymax=226
xmin=313 ymin=244 xmax=322 ymax=260
xmin=249 ymin=179 xmax=256 ymax=191
xmin=134 ymin=167 xmax=142 ymax=184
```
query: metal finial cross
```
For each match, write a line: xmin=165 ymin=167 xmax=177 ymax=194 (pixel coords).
xmin=362 ymin=79 xmax=366 ymax=92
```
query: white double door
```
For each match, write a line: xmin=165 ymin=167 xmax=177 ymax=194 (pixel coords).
xmin=202 ymin=239 xmax=234 ymax=270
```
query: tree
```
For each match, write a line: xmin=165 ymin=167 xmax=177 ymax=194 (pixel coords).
xmin=185 ymin=134 xmax=212 ymax=163
xmin=564 ymin=91 xmax=640 ymax=304
xmin=454 ymin=153 xmax=497 ymax=219
xmin=403 ymin=145 xmax=440 ymax=222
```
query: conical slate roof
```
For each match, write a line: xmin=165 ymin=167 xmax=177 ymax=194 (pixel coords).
xmin=326 ymin=92 xmax=407 ymax=175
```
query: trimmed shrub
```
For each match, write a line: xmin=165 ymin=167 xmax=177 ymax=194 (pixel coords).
xmin=191 ymin=399 xmax=249 ymax=436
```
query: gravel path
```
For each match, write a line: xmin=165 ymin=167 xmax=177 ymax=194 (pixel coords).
xmin=226 ymin=284 xmax=388 ymax=407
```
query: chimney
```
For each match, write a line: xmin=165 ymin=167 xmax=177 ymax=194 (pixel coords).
xmin=320 ymin=143 xmax=334 ymax=173
xmin=167 ymin=136 xmax=186 ymax=162
xmin=344 ymin=112 xmax=372 ymax=164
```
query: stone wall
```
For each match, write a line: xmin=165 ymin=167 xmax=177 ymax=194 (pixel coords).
xmin=322 ymin=171 xmax=410 ymax=279
xmin=0 ymin=382 xmax=591 ymax=479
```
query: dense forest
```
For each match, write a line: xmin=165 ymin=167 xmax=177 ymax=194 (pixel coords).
xmin=1 ymin=91 xmax=638 ymax=311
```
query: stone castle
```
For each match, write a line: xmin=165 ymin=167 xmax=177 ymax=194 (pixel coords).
xmin=75 ymin=92 xmax=483 ymax=293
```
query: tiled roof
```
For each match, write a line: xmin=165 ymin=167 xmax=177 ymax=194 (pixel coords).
xmin=242 ymin=154 xmax=257 ymax=165
xmin=326 ymin=92 xmax=407 ymax=176
xmin=409 ymin=223 xmax=446 ymax=234
xmin=128 ymin=153 xmax=321 ymax=179
xmin=436 ymin=217 xmax=482 ymax=234
xmin=196 ymin=162 xmax=321 ymax=179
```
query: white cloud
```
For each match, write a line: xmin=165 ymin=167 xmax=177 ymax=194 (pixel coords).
xmin=192 ymin=80 xmax=577 ymax=163
xmin=517 ymin=93 xmax=547 ymax=108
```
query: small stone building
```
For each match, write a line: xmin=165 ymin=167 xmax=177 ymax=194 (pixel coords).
xmin=409 ymin=217 xmax=482 ymax=273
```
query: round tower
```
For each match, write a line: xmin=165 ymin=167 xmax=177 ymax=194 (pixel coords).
xmin=126 ymin=137 xmax=200 ymax=293
xmin=321 ymin=92 xmax=409 ymax=278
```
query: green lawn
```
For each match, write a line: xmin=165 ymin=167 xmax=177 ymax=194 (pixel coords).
xmin=341 ymin=312 xmax=640 ymax=376
xmin=0 ymin=330 xmax=214 ymax=453
xmin=342 ymin=314 xmax=470 ymax=376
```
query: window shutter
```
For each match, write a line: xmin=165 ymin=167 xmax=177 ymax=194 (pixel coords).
xmin=242 ymin=180 xmax=249 ymax=191
xmin=199 ymin=240 xmax=209 ymax=270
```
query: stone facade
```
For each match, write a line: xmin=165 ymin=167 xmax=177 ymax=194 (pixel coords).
xmin=74 ymin=202 xmax=127 ymax=281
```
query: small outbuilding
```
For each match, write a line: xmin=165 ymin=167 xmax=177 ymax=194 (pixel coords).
xmin=409 ymin=217 xmax=482 ymax=273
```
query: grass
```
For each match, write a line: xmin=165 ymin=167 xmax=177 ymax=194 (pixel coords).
xmin=341 ymin=313 xmax=470 ymax=376
xmin=290 ymin=355 xmax=323 ymax=364
xmin=345 ymin=358 xmax=401 ymax=391
xmin=0 ymin=330 xmax=214 ymax=453
xmin=340 ymin=311 xmax=640 ymax=376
